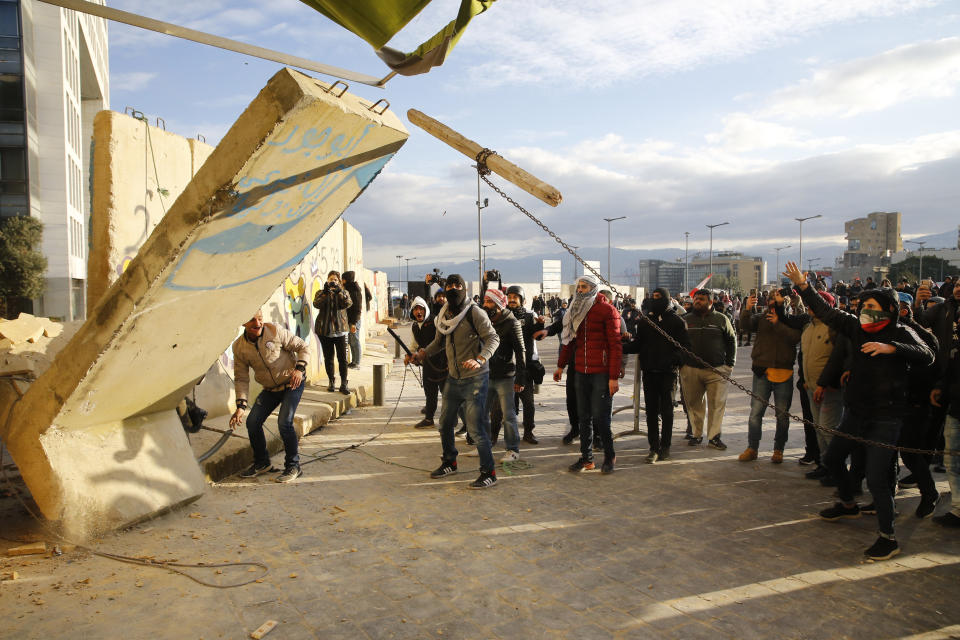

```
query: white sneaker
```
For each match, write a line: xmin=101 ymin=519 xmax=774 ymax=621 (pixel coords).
xmin=501 ymin=450 xmax=520 ymax=463
xmin=463 ymin=448 xmax=479 ymax=457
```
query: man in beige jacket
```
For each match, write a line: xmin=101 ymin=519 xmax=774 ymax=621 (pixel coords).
xmin=230 ymin=310 xmax=310 ymax=482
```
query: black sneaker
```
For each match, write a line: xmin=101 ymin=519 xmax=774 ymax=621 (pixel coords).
xmin=347 ymin=363 xmax=360 ymax=369
xmin=860 ymin=502 xmax=877 ymax=515
xmin=916 ymin=492 xmax=940 ymax=519
xmin=430 ymin=460 xmax=458 ymax=478
xmin=465 ymin=433 xmax=476 ymax=446
xmin=658 ymin=447 xmax=671 ymax=461
xmin=819 ymin=502 xmax=861 ymax=520
xmin=708 ymin=436 xmax=727 ymax=451
xmin=339 ymin=384 xmax=350 ymax=395
xmin=644 ymin=451 xmax=658 ymax=464
xmin=455 ymin=426 xmax=467 ymax=436
xmin=413 ymin=418 xmax=435 ymax=429
xmin=898 ymin=473 xmax=918 ymax=488
xmin=601 ymin=457 xmax=616 ymax=474
xmin=933 ymin=512 xmax=960 ymax=527
xmin=688 ymin=437 xmax=702 ymax=446
xmin=864 ymin=536 xmax=899 ymax=561
xmin=522 ymin=431 xmax=539 ymax=445
xmin=275 ymin=466 xmax=302 ymax=483
xmin=562 ymin=430 xmax=579 ymax=445
xmin=239 ymin=462 xmax=272 ymax=478
xmin=684 ymin=433 xmax=694 ymax=441
xmin=798 ymin=454 xmax=818 ymax=465
xmin=327 ymin=382 xmax=335 ymax=392
xmin=568 ymin=458 xmax=595 ymax=472
xmin=469 ymin=470 xmax=497 ymax=489
xmin=805 ymin=466 xmax=829 ymax=480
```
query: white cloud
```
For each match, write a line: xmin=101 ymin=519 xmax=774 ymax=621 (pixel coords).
xmin=110 ymin=71 xmax=157 ymax=92
xmin=448 ymin=0 xmax=941 ymax=86
xmin=764 ymin=37 xmax=960 ymax=119
xmin=706 ymin=113 xmax=847 ymax=152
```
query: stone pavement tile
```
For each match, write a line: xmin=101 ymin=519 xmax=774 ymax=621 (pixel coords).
xmin=489 ymin=618 xmax=565 ymax=640
xmin=661 ymin=619 xmax=734 ymax=640
xmin=430 ymin=616 xmax=499 ymax=640
xmin=310 ymin=620 xmax=374 ymax=640
xmin=397 ymin=592 xmax=457 ymax=623
xmin=588 ymin=604 xmax=648 ymax=632
xmin=377 ymin=576 xmax=427 ymax=601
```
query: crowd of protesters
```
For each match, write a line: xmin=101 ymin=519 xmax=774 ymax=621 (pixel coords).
xmin=403 ymin=266 xmax=958 ymax=561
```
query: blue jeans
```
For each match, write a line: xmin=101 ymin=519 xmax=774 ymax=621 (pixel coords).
xmin=747 ymin=373 xmax=794 ymax=451
xmin=824 ymin=412 xmax=901 ymax=535
xmin=945 ymin=415 xmax=960 ymax=516
xmin=575 ymin=371 xmax=614 ymax=461
xmin=438 ymin=374 xmax=494 ymax=473
xmin=246 ymin=382 xmax=305 ymax=469
xmin=486 ymin=376 xmax=520 ymax=453
xmin=348 ymin=316 xmax=362 ymax=365
xmin=806 ymin=386 xmax=843 ymax=464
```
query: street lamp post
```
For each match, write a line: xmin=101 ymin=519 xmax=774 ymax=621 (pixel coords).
xmin=706 ymin=222 xmax=729 ymax=285
xmin=684 ymin=231 xmax=690 ymax=292
xmin=481 ymin=242 xmax=496 ymax=273
xmin=474 ymin=166 xmax=490 ymax=289
xmin=404 ymin=257 xmax=414 ymax=288
xmin=795 ymin=214 xmax=822 ymax=272
xmin=603 ymin=216 xmax=626 ymax=282
xmin=905 ymin=240 xmax=926 ymax=281
xmin=395 ymin=254 xmax=403 ymax=292
xmin=773 ymin=245 xmax=792 ymax=285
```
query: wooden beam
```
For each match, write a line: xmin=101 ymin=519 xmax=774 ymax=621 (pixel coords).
xmin=38 ymin=0 xmax=385 ymax=88
xmin=407 ymin=109 xmax=562 ymax=207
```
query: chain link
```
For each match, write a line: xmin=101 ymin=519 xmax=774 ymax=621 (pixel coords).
xmin=474 ymin=151 xmax=956 ymax=458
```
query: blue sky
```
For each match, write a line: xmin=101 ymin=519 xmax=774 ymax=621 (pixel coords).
xmin=107 ymin=0 xmax=960 ymax=269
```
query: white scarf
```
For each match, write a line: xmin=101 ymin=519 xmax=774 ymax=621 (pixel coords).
xmin=434 ymin=302 xmax=473 ymax=335
xmin=561 ymin=276 xmax=599 ymax=345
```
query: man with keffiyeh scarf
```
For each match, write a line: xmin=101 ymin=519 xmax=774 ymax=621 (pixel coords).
xmin=553 ymin=274 xmax=623 ymax=474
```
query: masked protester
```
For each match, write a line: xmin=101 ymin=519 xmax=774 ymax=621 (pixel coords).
xmin=623 ymin=287 xmax=692 ymax=463
xmin=409 ymin=274 xmax=501 ymax=489
xmin=553 ymin=275 xmax=623 ymax=474
xmin=482 ymin=288 xmax=526 ymax=461
xmin=506 ymin=285 xmax=544 ymax=444
xmin=785 ymin=262 xmax=934 ymax=561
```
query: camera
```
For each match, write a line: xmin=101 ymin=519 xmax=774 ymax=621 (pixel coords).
xmin=425 ymin=268 xmax=445 ymax=287
xmin=779 ymin=286 xmax=794 ymax=298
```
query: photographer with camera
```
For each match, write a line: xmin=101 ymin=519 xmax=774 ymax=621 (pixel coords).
xmin=313 ymin=270 xmax=353 ymax=394
xmin=738 ymin=287 xmax=801 ymax=463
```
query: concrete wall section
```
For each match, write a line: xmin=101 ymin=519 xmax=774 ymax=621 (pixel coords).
xmin=2 ymin=68 xmax=408 ymax=535
xmin=87 ymin=113 xmax=214 ymax=309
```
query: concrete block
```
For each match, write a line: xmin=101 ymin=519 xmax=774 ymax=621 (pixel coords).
xmin=0 ymin=314 xmax=44 ymax=344
xmin=1 ymin=68 xmax=407 ymax=537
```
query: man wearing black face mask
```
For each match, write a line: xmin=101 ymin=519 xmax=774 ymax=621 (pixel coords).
xmin=623 ymin=287 xmax=691 ymax=462
xmin=785 ymin=262 xmax=935 ymax=561
xmin=409 ymin=274 xmax=500 ymax=488
xmin=506 ymin=285 xmax=544 ymax=444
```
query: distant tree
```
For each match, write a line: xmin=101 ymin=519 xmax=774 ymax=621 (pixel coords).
xmin=889 ymin=255 xmax=953 ymax=284
xmin=711 ymin=274 xmax=743 ymax=295
xmin=0 ymin=216 xmax=47 ymax=319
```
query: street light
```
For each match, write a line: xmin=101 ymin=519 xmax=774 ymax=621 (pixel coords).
xmin=603 ymin=216 xmax=626 ymax=282
xmin=481 ymin=242 xmax=496 ymax=273
xmin=773 ymin=245 xmax=792 ymax=285
xmin=474 ymin=165 xmax=490 ymax=288
xmin=807 ymin=257 xmax=821 ymax=274
xmin=905 ymin=240 xmax=926 ymax=280
xmin=684 ymin=231 xmax=690 ymax=292
xmin=795 ymin=214 xmax=822 ymax=272
xmin=706 ymin=222 xmax=729 ymax=284
xmin=395 ymin=254 xmax=403 ymax=293
xmin=404 ymin=257 xmax=415 ymax=288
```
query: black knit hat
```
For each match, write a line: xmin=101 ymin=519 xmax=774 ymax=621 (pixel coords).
xmin=859 ymin=286 xmax=898 ymax=314
xmin=446 ymin=273 xmax=466 ymax=288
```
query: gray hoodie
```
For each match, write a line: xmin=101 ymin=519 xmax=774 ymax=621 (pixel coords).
xmin=424 ymin=303 xmax=499 ymax=380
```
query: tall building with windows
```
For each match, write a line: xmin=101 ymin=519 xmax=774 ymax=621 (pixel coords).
xmin=3 ymin=0 xmax=108 ymax=320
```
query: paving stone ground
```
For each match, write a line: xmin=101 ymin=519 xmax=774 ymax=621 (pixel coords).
xmin=2 ymin=328 xmax=959 ymax=640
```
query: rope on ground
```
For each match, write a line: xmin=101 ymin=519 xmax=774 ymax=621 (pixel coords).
xmin=500 ymin=459 xmax=534 ymax=475
xmin=473 ymin=150 xmax=957 ymax=458
xmin=0 ymin=376 xmax=268 ymax=589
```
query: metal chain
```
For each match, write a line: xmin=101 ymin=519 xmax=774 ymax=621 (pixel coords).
xmin=474 ymin=151 xmax=956 ymax=457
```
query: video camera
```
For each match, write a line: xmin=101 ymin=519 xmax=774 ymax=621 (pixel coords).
xmin=425 ymin=268 xmax=445 ymax=287
xmin=483 ymin=269 xmax=502 ymax=292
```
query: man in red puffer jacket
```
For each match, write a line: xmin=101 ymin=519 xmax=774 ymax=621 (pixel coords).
xmin=554 ymin=274 xmax=623 ymax=474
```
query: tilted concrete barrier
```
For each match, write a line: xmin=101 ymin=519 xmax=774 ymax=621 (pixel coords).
xmin=0 ymin=68 xmax=408 ymax=538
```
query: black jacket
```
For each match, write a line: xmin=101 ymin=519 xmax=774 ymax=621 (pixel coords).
xmin=934 ymin=323 xmax=960 ymax=419
xmin=488 ymin=309 xmax=526 ymax=384
xmin=799 ymin=286 xmax=935 ymax=418
xmin=412 ymin=318 xmax=447 ymax=381
xmin=681 ymin=309 xmax=737 ymax=368
xmin=741 ymin=304 xmax=801 ymax=370
xmin=623 ymin=306 xmax=691 ymax=372
xmin=920 ymin=297 xmax=958 ymax=375
xmin=342 ymin=271 xmax=363 ymax=325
